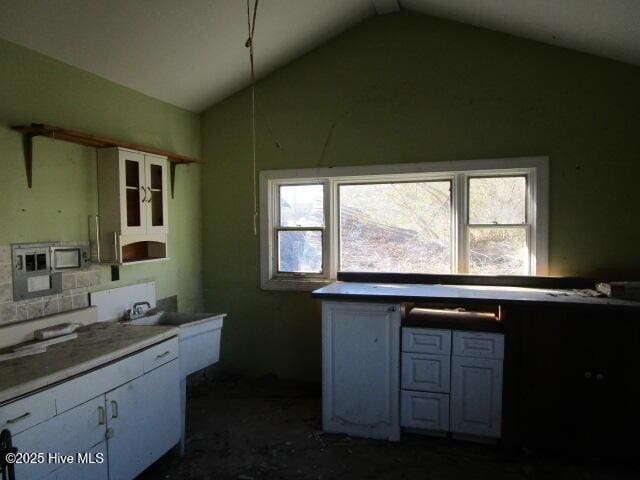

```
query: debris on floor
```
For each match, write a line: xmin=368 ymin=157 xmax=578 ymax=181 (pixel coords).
xmin=139 ymin=374 xmax=639 ymax=480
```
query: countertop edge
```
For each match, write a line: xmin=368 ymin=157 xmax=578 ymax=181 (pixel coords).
xmin=0 ymin=327 xmax=178 ymax=405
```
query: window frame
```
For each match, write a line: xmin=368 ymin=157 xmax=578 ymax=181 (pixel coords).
xmin=260 ymin=157 xmax=548 ymax=291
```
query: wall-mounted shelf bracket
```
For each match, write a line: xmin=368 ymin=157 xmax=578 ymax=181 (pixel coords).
xmin=11 ymin=123 xmax=205 ymax=196
xmin=170 ymin=162 xmax=177 ymax=199
xmin=22 ymin=133 xmax=37 ymax=188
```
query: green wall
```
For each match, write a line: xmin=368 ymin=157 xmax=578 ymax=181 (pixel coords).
xmin=0 ymin=38 xmax=203 ymax=311
xmin=200 ymin=11 xmax=640 ymax=380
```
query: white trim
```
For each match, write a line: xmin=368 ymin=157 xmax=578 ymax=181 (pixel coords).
xmin=260 ymin=156 xmax=549 ymax=291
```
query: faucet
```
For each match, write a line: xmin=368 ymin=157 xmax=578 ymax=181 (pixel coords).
xmin=123 ymin=301 xmax=151 ymax=321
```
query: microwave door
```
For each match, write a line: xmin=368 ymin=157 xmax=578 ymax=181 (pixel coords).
xmin=52 ymin=248 xmax=81 ymax=270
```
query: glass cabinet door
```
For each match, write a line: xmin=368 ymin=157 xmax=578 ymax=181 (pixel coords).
xmin=120 ymin=151 xmax=147 ymax=235
xmin=145 ymin=155 xmax=168 ymax=234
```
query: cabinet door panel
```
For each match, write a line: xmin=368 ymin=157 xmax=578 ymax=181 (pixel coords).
xmin=119 ymin=150 xmax=147 ymax=236
xmin=145 ymin=155 xmax=168 ymax=234
xmin=53 ymin=442 xmax=108 ymax=480
xmin=401 ymin=353 xmax=450 ymax=393
xmin=12 ymin=396 xmax=106 ymax=480
xmin=401 ymin=390 xmax=449 ymax=431
xmin=322 ymin=302 xmax=401 ymax=441
xmin=106 ymin=359 xmax=181 ymax=480
xmin=451 ymin=356 xmax=502 ymax=438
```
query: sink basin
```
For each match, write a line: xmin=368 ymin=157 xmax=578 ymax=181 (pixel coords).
xmin=122 ymin=311 xmax=224 ymax=378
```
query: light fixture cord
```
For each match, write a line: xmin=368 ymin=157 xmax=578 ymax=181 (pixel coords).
xmin=246 ymin=0 xmax=259 ymax=235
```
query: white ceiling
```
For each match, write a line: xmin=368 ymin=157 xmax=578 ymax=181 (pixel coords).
xmin=0 ymin=1 xmax=638 ymax=113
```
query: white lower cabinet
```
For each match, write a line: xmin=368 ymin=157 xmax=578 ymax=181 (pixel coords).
xmin=322 ymin=301 xmax=401 ymax=441
xmin=0 ymin=337 xmax=181 ymax=480
xmin=107 ymin=359 xmax=181 ymax=480
xmin=450 ymin=356 xmax=503 ymax=438
xmin=400 ymin=327 xmax=504 ymax=440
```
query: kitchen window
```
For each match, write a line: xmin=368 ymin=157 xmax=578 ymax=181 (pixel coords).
xmin=260 ymin=157 xmax=548 ymax=291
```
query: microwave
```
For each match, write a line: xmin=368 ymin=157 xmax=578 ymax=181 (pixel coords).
xmin=50 ymin=246 xmax=90 ymax=270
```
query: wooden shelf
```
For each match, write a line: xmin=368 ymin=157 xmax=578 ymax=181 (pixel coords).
xmin=12 ymin=123 xmax=205 ymax=198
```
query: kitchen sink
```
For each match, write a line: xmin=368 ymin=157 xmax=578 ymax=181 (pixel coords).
xmin=122 ymin=310 xmax=225 ymax=378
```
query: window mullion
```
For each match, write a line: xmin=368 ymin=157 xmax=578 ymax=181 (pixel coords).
xmin=456 ymin=173 xmax=468 ymax=274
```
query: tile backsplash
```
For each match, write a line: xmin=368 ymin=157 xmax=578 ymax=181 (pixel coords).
xmin=0 ymin=243 xmax=102 ymax=325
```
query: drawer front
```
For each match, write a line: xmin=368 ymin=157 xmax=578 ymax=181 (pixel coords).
xmin=401 ymin=390 xmax=449 ymax=431
xmin=0 ymin=389 xmax=56 ymax=435
xmin=402 ymin=328 xmax=451 ymax=354
xmin=12 ymin=395 xmax=106 ymax=480
xmin=54 ymin=353 xmax=143 ymax=414
xmin=401 ymin=353 xmax=450 ymax=393
xmin=142 ymin=337 xmax=179 ymax=373
xmin=452 ymin=331 xmax=504 ymax=359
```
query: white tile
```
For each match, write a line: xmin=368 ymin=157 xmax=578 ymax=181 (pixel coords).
xmin=0 ymin=284 xmax=12 ymax=303
xmin=27 ymin=300 xmax=44 ymax=320
xmin=0 ymin=245 xmax=10 ymax=264
xmin=62 ymin=273 xmax=77 ymax=291
xmin=43 ymin=297 xmax=59 ymax=316
xmin=72 ymin=294 xmax=88 ymax=309
xmin=0 ymin=303 xmax=17 ymax=324
xmin=0 ymin=264 xmax=11 ymax=284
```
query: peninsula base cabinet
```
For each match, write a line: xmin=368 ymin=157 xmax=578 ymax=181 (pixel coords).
xmin=322 ymin=301 xmax=401 ymax=441
xmin=1 ymin=337 xmax=181 ymax=480
xmin=400 ymin=328 xmax=504 ymax=441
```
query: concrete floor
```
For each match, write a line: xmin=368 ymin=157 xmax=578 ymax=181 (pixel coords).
xmin=139 ymin=375 xmax=639 ymax=480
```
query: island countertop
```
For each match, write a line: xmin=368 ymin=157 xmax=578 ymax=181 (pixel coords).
xmin=0 ymin=322 xmax=177 ymax=405
xmin=312 ymin=281 xmax=640 ymax=310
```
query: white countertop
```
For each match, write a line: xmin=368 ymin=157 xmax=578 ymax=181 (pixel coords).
xmin=312 ymin=281 xmax=640 ymax=309
xmin=0 ymin=322 xmax=178 ymax=405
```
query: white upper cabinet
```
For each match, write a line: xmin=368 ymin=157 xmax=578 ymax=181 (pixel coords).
xmin=97 ymin=148 xmax=169 ymax=264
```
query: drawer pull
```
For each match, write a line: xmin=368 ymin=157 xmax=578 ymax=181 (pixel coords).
xmin=156 ymin=350 xmax=171 ymax=359
xmin=6 ymin=412 xmax=31 ymax=424
xmin=111 ymin=400 xmax=119 ymax=418
xmin=98 ymin=406 xmax=105 ymax=425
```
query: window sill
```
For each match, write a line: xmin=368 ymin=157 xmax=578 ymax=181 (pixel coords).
xmin=261 ymin=277 xmax=333 ymax=292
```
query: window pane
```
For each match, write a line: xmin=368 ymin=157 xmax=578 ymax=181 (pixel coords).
xmin=469 ymin=176 xmax=526 ymax=224
xmin=278 ymin=230 xmax=322 ymax=273
xmin=340 ymin=182 xmax=451 ymax=273
xmin=279 ymin=185 xmax=323 ymax=227
xmin=469 ymin=227 xmax=528 ymax=275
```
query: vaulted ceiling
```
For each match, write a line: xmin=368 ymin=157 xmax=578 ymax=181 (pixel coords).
xmin=1 ymin=0 xmax=638 ymax=112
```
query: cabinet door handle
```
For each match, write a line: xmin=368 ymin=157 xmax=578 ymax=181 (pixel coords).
xmin=141 ymin=186 xmax=147 ymax=203
xmin=147 ymin=187 xmax=152 ymax=203
xmin=156 ymin=350 xmax=171 ymax=359
xmin=98 ymin=406 xmax=105 ymax=425
xmin=113 ymin=232 xmax=119 ymax=263
xmin=6 ymin=412 xmax=31 ymax=424
xmin=110 ymin=400 xmax=118 ymax=418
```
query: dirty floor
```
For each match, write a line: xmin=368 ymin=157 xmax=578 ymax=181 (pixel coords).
xmin=139 ymin=375 xmax=639 ymax=480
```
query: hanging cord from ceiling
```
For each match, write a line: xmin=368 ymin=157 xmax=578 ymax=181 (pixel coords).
xmin=246 ymin=0 xmax=259 ymax=235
